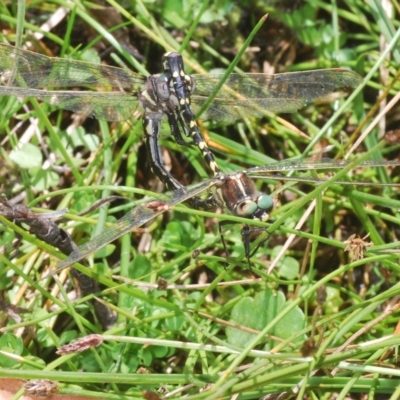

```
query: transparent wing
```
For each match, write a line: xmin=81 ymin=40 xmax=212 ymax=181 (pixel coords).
xmin=0 ymin=44 xmax=362 ymax=123
xmin=191 ymin=69 xmax=362 ymax=122
xmin=57 ymin=178 xmax=219 ymax=269
xmin=0 ymin=43 xmax=144 ymax=90
xmin=245 ymin=158 xmax=400 ymax=175
xmin=0 ymin=86 xmax=138 ymax=121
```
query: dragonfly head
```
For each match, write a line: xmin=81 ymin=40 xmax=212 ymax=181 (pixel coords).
xmin=219 ymin=172 xmax=273 ymax=222
xmin=235 ymin=194 xmax=273 ymax=221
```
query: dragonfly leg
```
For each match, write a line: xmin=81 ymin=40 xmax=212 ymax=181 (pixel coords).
xmin=166 ymin=111 xmax=192 ymax=147
xmin=163 ymin=52 xmax=221 ymax=178
xmin=143 ymin=112 xmax=218 ymax=210
xmin=219 ymin=228 xmax=230 ymax=257
xmin=242 ymin=225 xmax=270 ymax=265
xmin=219 ymin=221 xmax=257 ymax=269
xmin=143 ymin=113 xmax=185 ymax=191
xmin=218 ymin=220 xmax=231 ymax=269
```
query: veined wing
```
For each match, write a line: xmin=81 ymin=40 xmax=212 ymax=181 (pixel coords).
xmin=0 ymin=43 xmax=144 ymax=90
xmin=57 ymin=177 xmax=220 ymax=269
xmin=246 ymin=157 xmax=400 ymax=193
xmin=245 ymin=158 xmax=400 ymax=175
xmin=0 ymin=86 xmax=138 ymax=121
xmin=191 ymin=69 xmax=362 ymax=122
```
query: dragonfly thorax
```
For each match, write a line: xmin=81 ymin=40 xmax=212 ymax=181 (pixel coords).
xmin=141 ymin=71 xmax=196 ymax=114
xmin=139 ymin=75 xmax=177 ymax=114
xmin=218 ymin=172 xmax=273 ymax=222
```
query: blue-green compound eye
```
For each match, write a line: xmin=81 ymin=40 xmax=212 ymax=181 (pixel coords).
xmin=236 ymin=200 xmax=258 ymax=216
xmin=257 ymin=195 xmax=273 ymax=211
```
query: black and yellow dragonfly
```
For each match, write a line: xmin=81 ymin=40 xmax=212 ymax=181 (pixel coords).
xmin=0 ymin=43 xmax=362 ymax=194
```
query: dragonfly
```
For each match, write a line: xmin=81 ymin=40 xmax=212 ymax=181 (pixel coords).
xmin=56 ymin=157 xmax=400 ymax=270
xmin=0 ymin=44 xmax=362 ymax=196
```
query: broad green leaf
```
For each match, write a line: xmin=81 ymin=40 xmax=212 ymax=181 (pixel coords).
xmin=30 ymin=168 xmax=60 ymax=191
xmin=93 ymin=243 xmax=116 ymax=259
xmin=130 ymin=253 xmax=152 ymax=279
xmin=271 ymin=246 xmax=300 ymax=279
xmin=226 ymin=289 xmax=306 ymax=349
xmin=164 ymin=315 xmax=184 ymax=331
xmin=9 ymin=143 xmax=42 ymax=169
xmin=0 ymin=333 xmax=24 ymax=368
xmin=69 ymin=127 xmax=100 ymax=151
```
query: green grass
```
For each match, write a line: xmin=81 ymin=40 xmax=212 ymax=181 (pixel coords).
xmin=1 ymin=0 xmax=400 ymax=399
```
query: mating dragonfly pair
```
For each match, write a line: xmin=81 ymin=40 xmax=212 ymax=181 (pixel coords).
xmin=1 ymin=43 xmax=393 ymax=268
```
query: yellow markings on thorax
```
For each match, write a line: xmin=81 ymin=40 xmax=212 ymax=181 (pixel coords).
xmin=141 ymin=90 xmax=157 ymax=106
